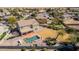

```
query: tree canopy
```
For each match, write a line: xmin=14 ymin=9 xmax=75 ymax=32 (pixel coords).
xmin=7 ymin=16 xmax=17 ymax=24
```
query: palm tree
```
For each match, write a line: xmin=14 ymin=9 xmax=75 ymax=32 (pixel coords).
xmin=56 ymin=30 xmax=64 ymax=40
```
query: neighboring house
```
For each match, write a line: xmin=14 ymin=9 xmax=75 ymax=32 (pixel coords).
xmin=72 ymin=16 xmax=79 ymax=21
xmin=3 ymin=15 xmax=10 ymax=20
xmin=0 ymin=22 xmax=9 ymax=34
xmin=36 ymin=12 xmax=49 ymax=19
xmin=0 ymin=22 xmax=9 ymax=40
xmin=35 ymin=13 xmax=49 ymax=24
xmin=17 ymin=19 xmax=39 ymax=35
xmin=23 ymin=13 xmax=31 ymax=19
xmin=64 ymin=19 xmax=79 ymax=30
xmin=63 ymin=13 xmax=72 ymax=20
xmin=0 ymin=12 xmax=5 ymax=17
xmin=38 ymin=9 xmax=46 ymax=13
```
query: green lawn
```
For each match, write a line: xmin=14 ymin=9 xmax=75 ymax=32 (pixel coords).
xmin=0 ymin=32 xmax=6 ymax=40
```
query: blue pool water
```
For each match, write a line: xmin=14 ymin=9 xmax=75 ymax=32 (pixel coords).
xmin=24 ymin=35 xmax=40 ymax=43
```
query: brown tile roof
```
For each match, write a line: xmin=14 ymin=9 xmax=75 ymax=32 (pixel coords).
xmin=17 ymin=19 xmax=39 ymax=27
xmin=64 ymin=19 xmax=79 ymax=24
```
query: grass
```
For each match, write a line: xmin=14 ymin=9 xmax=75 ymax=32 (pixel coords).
xmin=49 ymin=23 xmax=64 ymax=30
xmin=0 ymin=32 xmax=6 ymax=40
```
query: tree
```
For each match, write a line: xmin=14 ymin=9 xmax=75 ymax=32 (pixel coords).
xmin=30 ymin=25 xmax=33 ymax=28
xmin=46 ymin=8 xmax=52 ymax=13
xmin=7 ymin=16 xmax=17 ymax=24
xmin=50 ymin=18 xmax=68 ymax=29
xmin=56 ymin=18 xmax=68 ymax=28
xmin=56 ymin=30 xmax=64 ymax=40
xmin=44 ymin=37 xmax=56 ymax=46
xmin=49 ymin=22 xmax=64 ymax=30
xmin=21 ymin=48 xmax=26 ymax=51
xmin=0 ymin=9 xmax=3 ymax=12
xmin=0 ymin=17 xmax=3 ymax=22
xmin=77 ymin=37 xmax=79 ymax=42
xmin=65 ymin=28 xmax=76 ymax=34
xmin=31 ymin=13 xmax=36 ymax=18
xmin=7 ymin=16 xmax=17 ymax=31
xmin=50 ymin=18 xmax=79 ymax=32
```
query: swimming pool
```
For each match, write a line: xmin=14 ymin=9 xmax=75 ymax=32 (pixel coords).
xmin=24 ymin=35 xmax=40 ymax=43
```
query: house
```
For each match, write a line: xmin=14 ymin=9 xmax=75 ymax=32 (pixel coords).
xmin=19 ymin=27 xmax=72 ymax=45
xmin=36 ymin=12 xmax=49 ymax=19
xmin=63 ymin=13 xmax=72 ymax=20
xmin=64 ymin=19 xmax=79 ymax=30
xmin=38 ymin=9 xmax=46 ymax=13
xmin=17 ymin=19 xmax=39 ymax=35
xmin=0 ymin=22 xmax=9 ymax=34
xmin=35 ymin=13 xmax=49 ymax=24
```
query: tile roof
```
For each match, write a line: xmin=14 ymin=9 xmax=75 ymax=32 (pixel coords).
xmin=64 ymin=19 xmax=79 ymax=24
xmin=17 ymin=19 xmax=39 ymax=27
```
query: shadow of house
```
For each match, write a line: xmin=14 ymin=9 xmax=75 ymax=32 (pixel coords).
xmin=10 ymin=27 xmax=21 ymax=36
xmin=73 ymin=16 xmax=79 ymax=21
xmin=57 ymin=43 xmax=77 ymax=51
